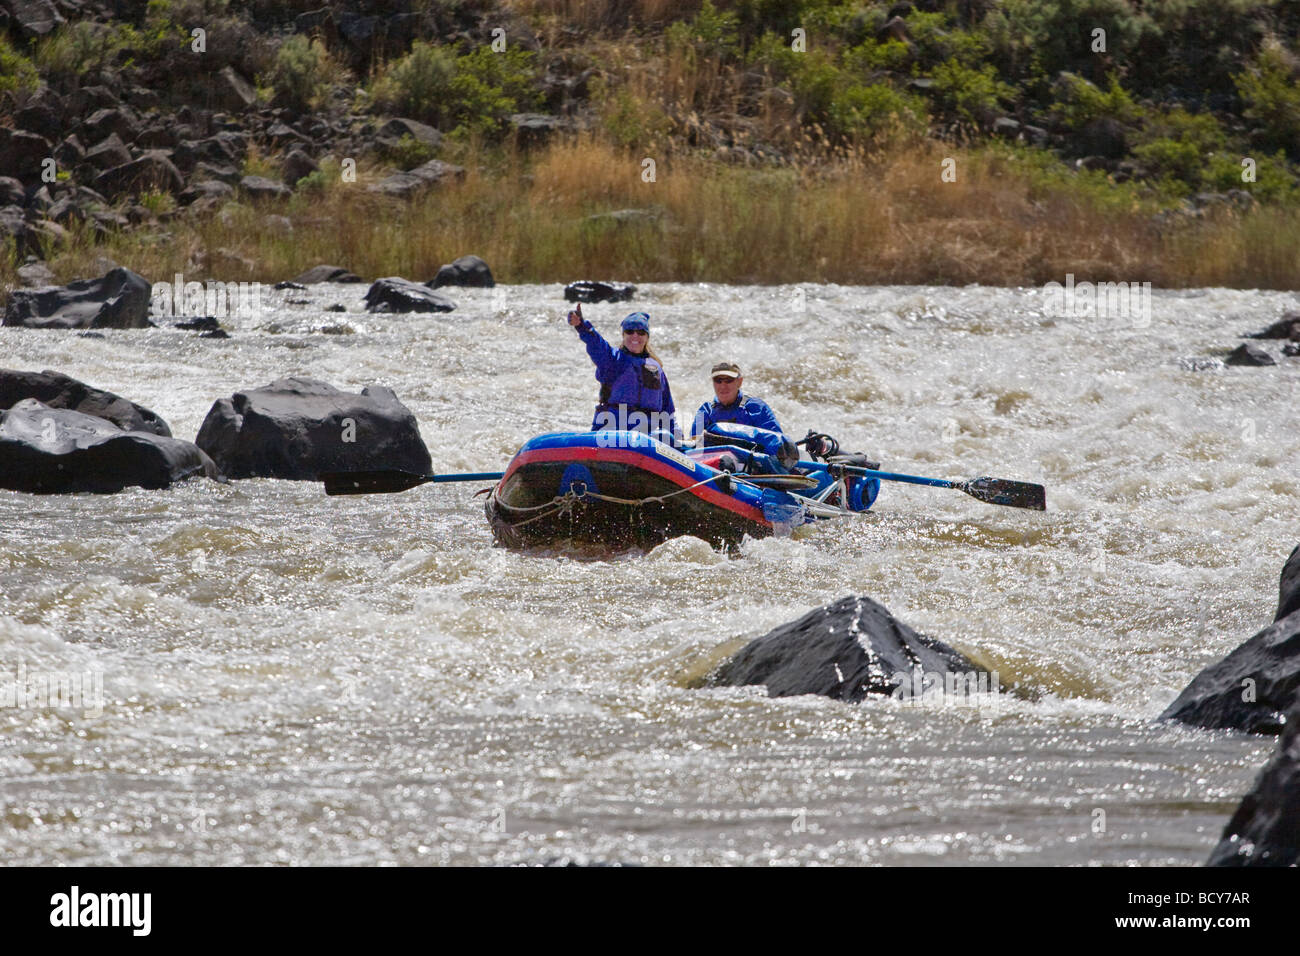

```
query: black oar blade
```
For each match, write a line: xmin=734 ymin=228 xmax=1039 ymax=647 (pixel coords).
xmin=959 ymin=477 xmax=1047 ymax=511
xmin=321 ymin=470 xmax=432 ymax=496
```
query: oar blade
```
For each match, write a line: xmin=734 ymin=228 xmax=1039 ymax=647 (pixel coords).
xmin=959 ymin=477 xmax=1046 ymax=511
xmin=321 ymin=470 xmax=432 ymax=496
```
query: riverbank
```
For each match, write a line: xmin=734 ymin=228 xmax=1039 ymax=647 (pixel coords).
xmin=7 ymin=135 xmax=1300 ymax=292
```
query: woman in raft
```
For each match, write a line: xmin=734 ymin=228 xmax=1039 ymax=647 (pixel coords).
xmin=567 ymin=304 xmax=679 ymax=442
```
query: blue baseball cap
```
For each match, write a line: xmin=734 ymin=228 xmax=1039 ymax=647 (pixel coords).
xmin=620 ymin=312 xmax=650 ymax=332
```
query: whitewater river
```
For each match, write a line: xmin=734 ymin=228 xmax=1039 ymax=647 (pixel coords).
xmin=1 ymin=281 xmax=1296 ymax=865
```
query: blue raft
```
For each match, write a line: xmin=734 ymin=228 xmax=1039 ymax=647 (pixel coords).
xmin=485 ymin=423 xmax=880 ymax=550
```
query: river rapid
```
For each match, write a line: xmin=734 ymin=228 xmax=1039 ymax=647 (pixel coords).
xmin=1 ymin=281 xmax=1296 ymax=865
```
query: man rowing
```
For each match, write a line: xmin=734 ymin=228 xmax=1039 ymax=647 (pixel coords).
xmin=690 ymin=362 xmax=785 ymax=441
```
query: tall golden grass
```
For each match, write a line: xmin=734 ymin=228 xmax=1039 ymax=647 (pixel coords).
xmin=5 ymin=136 xmax=1299 ymax=294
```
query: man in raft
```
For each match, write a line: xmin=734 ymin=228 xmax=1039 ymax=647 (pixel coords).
xmin=568 ymin=305 xmax=680 ymax=441
xmin=690 ymin=362 xmax=786 ymax=440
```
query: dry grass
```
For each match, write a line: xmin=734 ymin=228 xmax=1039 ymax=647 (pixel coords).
xmin=5 ymin=136 xmax=1300 ymax=298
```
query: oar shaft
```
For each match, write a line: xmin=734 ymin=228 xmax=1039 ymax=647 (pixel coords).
xmin=797 ymin=461 xmax=954 ymax=489
xmin=427 ymin=472 xmax=504 ymax=483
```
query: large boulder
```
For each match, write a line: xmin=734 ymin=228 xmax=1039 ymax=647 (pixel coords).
xmin=375 ymin=117 xmax=442 ymax=151
xmin=707 ymin=594 xmax=996 ymax=703
xmin=1207 ymin=694 xmax=1300 ymax=866
xmin=0 ymin=128 xmax=53 ymax=180
xmin=363 ymin=277 xmax=456 ymax=313
xmin=563 ymin=280 xmax=636 ymax=304
xmin=1279 ymin=545 xmax=1300 ymax=623
xmin=92 ymin=152 xmax=185 ymax=198
xmin=195 ymin=377 xmax=431 ymax=480
xmin=430 ymin=255 xmax=494 ymax=289
xmin=1 ymin=0 xmax=63 ymax=37
xmin=3 ymin=267 xmax=154 ymax=329
xmin=0 ymin=400 xmax=219 ymax=493
xmin=1160 ymin=554 xmax=1300 ymax=735
xmin=0 ymin=369 xmax=171 ymax=436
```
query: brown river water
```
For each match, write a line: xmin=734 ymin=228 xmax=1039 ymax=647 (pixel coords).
xmin=1 ymin=281 xmax=1295 ymax=864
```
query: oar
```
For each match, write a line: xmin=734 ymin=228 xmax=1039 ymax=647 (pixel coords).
xmin=321 ymin=469 xmax=504 ymax=496
xmin=800 ymin=461 xmax=1046 ymax=511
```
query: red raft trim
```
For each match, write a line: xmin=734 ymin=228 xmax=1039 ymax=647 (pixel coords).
xmin=499 ymin=445 xmax=771 ymax=526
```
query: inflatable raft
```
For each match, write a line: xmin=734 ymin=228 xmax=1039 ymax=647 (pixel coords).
xmin=485 ymin=423 xmax=880 ymax=550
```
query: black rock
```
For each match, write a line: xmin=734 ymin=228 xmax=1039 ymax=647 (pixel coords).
xmin=1206 ymin=694 xmax=1300 ymax=866
xmin=1160 ymin=613 xmax=1300 ymax=735
xmin=195 ymin=376 xmax=431 ymax=481
xmin=326 ymin=304 xmax=346 ymax=312
xmin=430 ymin=255 xmax=494 ymax=289
xmin=0 ymin=176 xmax=25 ymax=205
xmin=1284 ymin=343 xmax=1300 ymax=357
xmin=1225 ymin=343 xmax=1276 ymax=366
xmin=375 ymin=117 xmax=442 ymax=151
xmin=0 ymin=400 xmax=219 ymax=493
xmin=0 ymin=128 xmax=53 ymax=179
xmin=367 ymin=159 xmax=465 ymax=199
xmin=93 ymin=153 xmax=185 ymax=199
xmin=239 ymin=176 xmax=292 ymax=201
xmin=275 ymin=281 xmax=307 ymax=291
xmin=82 ymin=107 xmax=141 ymax=144
xmin=174 ymin=316 xmax=225 ymax=335
xmin=564 ymin=280 xmax=636 ymax=304
xmin=3 ymin=267 xmax=154 ymax=330
xmin=363 ymin=277 xmax=456 ymax=313
xmin=1278 ymin=545 xmax=1300 ymax=624
xmin=84 ymin=133 xmax=133 ymax=170
xmin=282 ymin=149 xmax=319 ymax=186
xmin=1076 ymin=116 xmax=1128 ymax=159
xmin=292 ymin=265 xmax=363 ymax=284
xmin=707 ymin=594 xmax=994 ymax=703
xmin=508 ymin=113 xmax=572 ymax=147
xmin=1245 ymin=312 xmax=1300 ymax=341
xmin=0 ymin=368 xmax=171 ymax=435
xmin=2 ymin=0 xmax=63 ymax=37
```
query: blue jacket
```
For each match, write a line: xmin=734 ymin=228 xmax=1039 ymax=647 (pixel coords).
xmin=577 ymin=322 xmax=679 ymax=437
xmin=693 ymin=392 xmax=784 ymax=438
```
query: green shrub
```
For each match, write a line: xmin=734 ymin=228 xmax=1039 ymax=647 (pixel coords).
xmin=827 ymin=82 xmax=929 ymax=145
xmin=370 ymin=42 xmax=539 ymax=139
xmin=841 ymin=38 xmax=911 ymax=77
xmin=0 ymin=34 xmax=39 ymax=95
xmin=370 ymin=41 xmax=456 ymax=124
xmin=1132 ymin=137 xmax=1205 ymax=185
xmin=1235 ymin=41 xmax=1300 ymax=160
xmin=665 ymin=0 xmax=740 ymax=61
xmin=1052 ymin=73 xmax=1141 ymax=131
xmin=265 ymin=35 xmax=348 ymax=112
xmin=930 ymin=60 xmax=1013 ymax=128
xmin=382 ymin=133 xmax=438 ymax=169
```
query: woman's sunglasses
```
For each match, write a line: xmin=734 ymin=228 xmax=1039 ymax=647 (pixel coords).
xmin=623 ymin=329 xmax=648 ymax=337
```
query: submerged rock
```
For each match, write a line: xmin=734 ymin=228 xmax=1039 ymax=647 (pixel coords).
xmin=1225 ymin=344 xmax=1276 ymax=366
xmin=2 ymin=266 xmax=153 ymax=329
xmin=195 ymin=376 xmax=431 ymax=480
xmin=364 ymin=277 xmax=455 ymax=313
xmin=430 ymin=255 xmax=494 ymax=289
xmin=1206 ymin=694 xmax=1300 ymax=866
xmin=1161 ymin=547 xmax=1300 ymax=735
xmin=1244 ymin=312 xmax=1300 ymax=341
xmin=0 ymin=400 xmax=219 ymax=493
xmin=563 ymin=280 xmax=636 ymax=304
xmin=708 ymin=594 xmax=994 ymax=703
xmin=0 ymin=368 xmax=171 ymax=436
xmin=291 ymin=264 xmax=364 ymax=285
